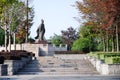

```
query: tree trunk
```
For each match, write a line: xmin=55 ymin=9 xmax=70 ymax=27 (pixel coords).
xmin=116 ymin=25 xmax=119 ymax=52
xmin=106 ymin=33 xmax=109 ymax=52
xmin=13 ymin=32 xmax=16 ymax=50
xmin=25 ymin=0 xmax=29 ymax=43
xmin=103 ymin=36 xmax=106 ymax=52
xmin=112 ymin=34 xmax=114 ymax=52
xmin=4 ymin=25 xmax=7 ymax=52
xmin=8 ymin=26 xmax=11 ymax=52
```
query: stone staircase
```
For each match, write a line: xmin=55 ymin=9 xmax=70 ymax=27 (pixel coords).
xmin=17 ymin=55 xmax=99 ymax=75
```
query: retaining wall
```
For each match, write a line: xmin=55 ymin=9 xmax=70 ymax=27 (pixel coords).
xmin=1 ymin=56 xmax=32 ymax=76
xmin=0 ymin=64 xmax=8 ymax=76
xmin=87 ymin=56 xmax=120 ymax=75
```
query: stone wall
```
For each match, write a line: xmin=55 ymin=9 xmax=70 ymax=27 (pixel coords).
xmin=0 ymin=44 xmax=67 ymax=56
xmin=87 ymin=56 xmax=120 ymax=75
xmin=3 ymin=56 xmax=32 ymax=76
xmin=10 ymin=43 xmax=67 ymax=57
xmin=0 ymin=64 xmax=8 ymax=76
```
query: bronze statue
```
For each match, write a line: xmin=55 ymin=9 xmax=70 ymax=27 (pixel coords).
xmin=35 ymin=19 xmax=45 ymax=41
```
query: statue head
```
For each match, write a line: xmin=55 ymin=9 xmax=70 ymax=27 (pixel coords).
xmin=41 ymin=19 xmax=44 ymax=24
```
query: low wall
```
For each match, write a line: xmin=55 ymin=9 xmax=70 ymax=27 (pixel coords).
xmin=10 ymin=43 xmax=67 ymax=57
xmin=0 ymin=64 xmax=8 ymax=76
xmin=87 ymin=56 xmax=120 ymax=75
xmin=3 ymin=56 xmax=32 ymax=76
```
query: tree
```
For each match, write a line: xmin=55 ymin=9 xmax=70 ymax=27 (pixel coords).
xmin=78 ymin=22 xmax=99 ymax=51
xmin=75 ymin=0 xmax=120 ymax=52
xmin=0 ymin=0 xmax=34 ymax=51
xmin=61 ymin=27 xmax=78 ymax=50
xmin=0 ymin=0 xmax=18 ymax=51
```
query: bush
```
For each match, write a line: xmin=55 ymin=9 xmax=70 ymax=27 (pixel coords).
xmin=88 ymin=52 xmax=120 ymax=64
xmin=0 ymin=50 xmax=35 ymax=60
xmin=105 ymin=57 xmax=120 ymax=64
xmin=0 ymin=56 xmax=4 ymax=64
xmin=72 ymin=38 xmax=90 ymax=53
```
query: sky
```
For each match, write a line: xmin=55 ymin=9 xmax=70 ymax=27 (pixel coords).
xmin=29 ymin=0 xmax=82 ymax=39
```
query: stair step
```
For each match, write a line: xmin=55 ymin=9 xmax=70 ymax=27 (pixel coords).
xmin=17 ymin=71 xmax=99 ymax=75
xmin=17 ymin=56 xmax=99 ymax=75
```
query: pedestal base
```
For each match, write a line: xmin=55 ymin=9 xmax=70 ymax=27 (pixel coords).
xmin=35 ymin=39 xmax=48 ymax=44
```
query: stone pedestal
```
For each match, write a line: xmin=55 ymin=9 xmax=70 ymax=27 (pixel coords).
xmin=35 ymin=39 xmax=48 ymax=44
xmin=38 ymin=44 xmax=54 ymax=56
xmin=34 ymin=40 xmax=54 ymax=56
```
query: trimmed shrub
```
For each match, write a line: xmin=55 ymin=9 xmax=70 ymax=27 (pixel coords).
xmin=0 ymin=56 xmax=4 ymax=64
xmin=105 ymin=57 xmax=120 ymax=64
xmin=0 ymin=50 xmax=35 ymax=60
xmin=72 ymin=38 xmax=90 ymax=53
xmin=88 ymin=52 xmax=120 ymax=64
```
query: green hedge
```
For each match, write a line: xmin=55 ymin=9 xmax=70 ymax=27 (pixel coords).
xmin=0 ymin=50 xmax=35 ymax=60
xmin=88 ymin=52 xmax=120 ymax=59
xmin=88 ymin=52 xmax=120 ymax=64
xmin=105 ymin=57 xmax=120 ymax=64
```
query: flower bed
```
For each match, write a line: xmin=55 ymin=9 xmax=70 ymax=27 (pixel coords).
xmin=0 ymin=50 xmax=35 ymax=61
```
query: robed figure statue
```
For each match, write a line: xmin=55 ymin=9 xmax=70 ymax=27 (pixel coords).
xmin=35 ymin=19 xmax=45 ymax=41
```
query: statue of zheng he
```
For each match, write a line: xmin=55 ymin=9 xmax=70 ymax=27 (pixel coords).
xmin=35 ymin=19 xmax=45 ymax=41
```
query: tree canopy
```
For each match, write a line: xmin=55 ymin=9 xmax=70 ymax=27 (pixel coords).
xmin=75 ymin=0 xmax=120 ymax=52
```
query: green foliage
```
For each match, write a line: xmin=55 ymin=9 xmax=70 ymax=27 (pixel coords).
xmin=72 ymin=38 xmax=90 ymax=52
xmin=49 ymin=34 xmax=62 ymax=46
xmin=88 ymin=52 xmax=120 ymax=64
xmin=105 ymin=57 xmax=120 ymax=64
xmin=0 ymin=28 xmax=5 ymax=46
xmin=28 ymin=37 xmax=35 ymax=43
xmin=78 ymin=25 xmax=99 ymax=51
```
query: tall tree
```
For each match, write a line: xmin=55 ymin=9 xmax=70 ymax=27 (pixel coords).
xmin=61 ymin=27 xmax=78 ymax=50
xmin=76 ymin=0 xmax=120 ymax=52
xmin=0 ymin=0 xmax=34 ymax=51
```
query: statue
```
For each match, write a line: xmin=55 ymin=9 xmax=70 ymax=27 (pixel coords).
xmin=35 ymin=19 xmax=45 ymax=41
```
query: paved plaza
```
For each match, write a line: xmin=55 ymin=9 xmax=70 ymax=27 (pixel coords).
xmin=0 ymin=54 xmax=120 ymax=80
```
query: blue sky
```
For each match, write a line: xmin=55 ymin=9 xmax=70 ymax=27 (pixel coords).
xmin=30 ymin=0 xmax=82 ymax=39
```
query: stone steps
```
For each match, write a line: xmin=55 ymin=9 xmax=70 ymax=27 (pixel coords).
xmin=17 ymin=71 xmax=98 ymax=75
xmin=17 ymin=56 xmax=99 ymax=75
xmin=19 ymin=68 xmax=96 ymax=72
